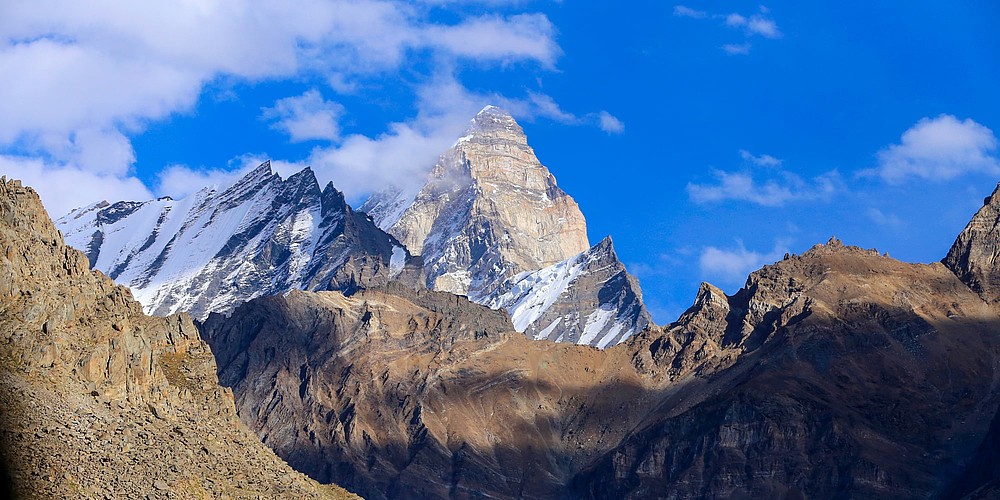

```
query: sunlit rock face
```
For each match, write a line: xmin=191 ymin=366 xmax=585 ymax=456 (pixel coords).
xmin=363 ymin=106 xmax=652 ymax=347
xmin=362 ymin=105 xmax=590 ymax=300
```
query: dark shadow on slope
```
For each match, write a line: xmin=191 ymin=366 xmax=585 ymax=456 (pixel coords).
xmin=198 ymin=278 xmax=1000 ymax=499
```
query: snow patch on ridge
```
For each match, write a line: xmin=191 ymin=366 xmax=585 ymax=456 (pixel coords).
xmin=389 ymin=245 xmax=406 ymax=277
xmin=485 ymin=250 xmax=590 ymax=332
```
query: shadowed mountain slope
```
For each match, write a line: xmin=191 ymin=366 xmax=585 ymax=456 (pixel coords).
xmin=201 ymin=225 xmax=1000 ymax=498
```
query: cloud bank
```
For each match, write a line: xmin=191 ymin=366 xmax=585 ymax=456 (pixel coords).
xmin=0 ymin=0 xmax=612 ymax=216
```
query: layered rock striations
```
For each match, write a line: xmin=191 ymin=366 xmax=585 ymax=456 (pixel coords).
xmin=361 ymin=105 xmax=590 ymax=298
xmin=362 ymin=106 xmax=651 ymax=347
xmin=0 ymin=177 xmax=356 ymax=498
xmin=57 ymin=161 xmax=420 ymax=320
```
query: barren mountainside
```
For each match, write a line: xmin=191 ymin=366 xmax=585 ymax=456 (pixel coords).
xmin=199 ymin=218 xmax=1000 ymax=499
xmin=0 ymin=177 xmax=356 ymax=498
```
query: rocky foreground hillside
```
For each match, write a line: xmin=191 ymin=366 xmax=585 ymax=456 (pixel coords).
xmin=0 ymin=177 xmax=356 ymax=498
xmin=201 ymin=199 xmax=1000 ymax=498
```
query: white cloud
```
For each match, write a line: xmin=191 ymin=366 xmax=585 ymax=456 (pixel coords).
xmin=155 ymin=156 xmax=310 ymax=199
xmin=598 ymin=111 xmax=625 ymax=134
xmin=0 ymin=0 xmax=567 ymax=213
xmin=869 ymin=114 xmax=1000 ymax=183
xmin=304 ymin=74 xmax=483 ymax=199
xmin=262 ymin=90 xmax=345 ymax=142
xmin=740 ymin=149 xmax=782 ymax=167
xmin=156 ymin=164 xmax=249 ymax=200
xmin=0 ymin=155 xmax=152 ymax=218
xmin=725 ymin=13 xmax=748 ymax=27
xmin=722 ymin=43 xmax=751 ymax=55
xmin=699 ymin=241 xmax=788 ymax=285
xmin=424 ymin=14 xmax=560 ymax=68
xmin=674 ymin=5 xmax=708 ymax=19
xmin=523 ymin=92 xmax=579 ymax=124
xmin=725 ymin=10 xmax=781 ymax=38
xmin=688 ymin=151 xmax=840 ymax=206
xmin=296 ymin=71 xmax=625 ymax=199
xmin=676 ymin=5 xmax=781 ymax=54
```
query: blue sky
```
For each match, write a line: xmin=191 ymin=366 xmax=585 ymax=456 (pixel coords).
xmin=3 ymin=1 xmax=999 ymax=323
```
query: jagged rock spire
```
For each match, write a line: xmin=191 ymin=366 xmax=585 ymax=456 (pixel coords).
xmin=944 ymin=183 xmax=1000 ymax=303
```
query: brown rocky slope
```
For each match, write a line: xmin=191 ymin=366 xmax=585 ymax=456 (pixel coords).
xmin=0 ymin=177 xmax=357 ymax=498
xmin=201 ymin=211 xmax=1000 ymax=499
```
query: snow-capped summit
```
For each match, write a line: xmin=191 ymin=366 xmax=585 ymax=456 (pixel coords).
xmin=362 ymin=106 xmax=650 ymax=347
xmin=58 ymin=161 xmax=419 ymax=319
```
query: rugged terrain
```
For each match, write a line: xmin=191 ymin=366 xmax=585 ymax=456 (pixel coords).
xmin=481 ymin=236 xmax=650 ymax=347
xmin=0 ymin=177 xmax=356 ymax=498
xmin=362 ymin=106 xmax=650 ymax=347
xmin=58 ymin=107 xmax=651 ymax=348
xmin=200 ymin=198 xmax=1000 ymax=500
xmin=57 ymin=161 xmax=421 ymax=320
xmin=361 ymin=105 xmax=590 ymax=298
xmin=200 ymin=284 xmax=677 ymax=498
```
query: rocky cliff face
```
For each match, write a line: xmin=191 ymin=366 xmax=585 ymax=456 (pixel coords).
xmin=0 ymin=177 xmax=355 ymax=498
xmin=362 ymin=106 xmax=650 ymax=347
xmin=201 ymin=233 xmax=1000 ymax=498
xmin=361 ymin=105 xmax=590 ymax=299
xmin=944 ymin=183 xmax=1000 ymax=304
xmin=57 ymin=161 xmax=421 ymax=320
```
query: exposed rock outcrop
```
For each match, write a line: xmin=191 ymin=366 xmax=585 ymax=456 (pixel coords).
xmin=944 ymin=183 xmax=1000 ymax=304
xmin=0 ymin=177 xmax=356 ymax=498
xmin=362 ymin=107 xmax=650 ymax=346
xmin=200 ymin=283 xmax=683 ymax=499
xmin=202 ymin=234 xmax=1000 ymax=499
xmin=576 ymin=241 xmax=1000 ymax=498
xmin=362 ymin=106 xmax=590 ymax=300
xmin=57 ymin=161 xmax=421 ymax=320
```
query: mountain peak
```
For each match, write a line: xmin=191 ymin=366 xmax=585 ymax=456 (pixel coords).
xmin=944 ymin=182 xmax=1000 ymax=304
xmin=476 ymin=104 xmax=512 ymax=118
xmin=594 ymin=235 xmax=615 ymax=252
xmin=465 ymin=105 xmax=523 ymax=140
xmin=224 ymin=160 xmax=277 ymax=195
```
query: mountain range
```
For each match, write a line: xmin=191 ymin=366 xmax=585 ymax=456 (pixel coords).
xmin=3 ymin=106 xmax=1000 ymax=498
xmin=57 ymin=106 xmax=650 ymax=348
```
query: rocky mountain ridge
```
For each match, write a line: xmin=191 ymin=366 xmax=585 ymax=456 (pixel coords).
xmin=57 ymin=106 xmax=651 ymax=348
xmin=198 ymin=197 xmax=1000 ymax=499
xmin=0 ymin=177 xmax=356 ymax=497
xmin=57 ymin=161 xmax=421 ymax=320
